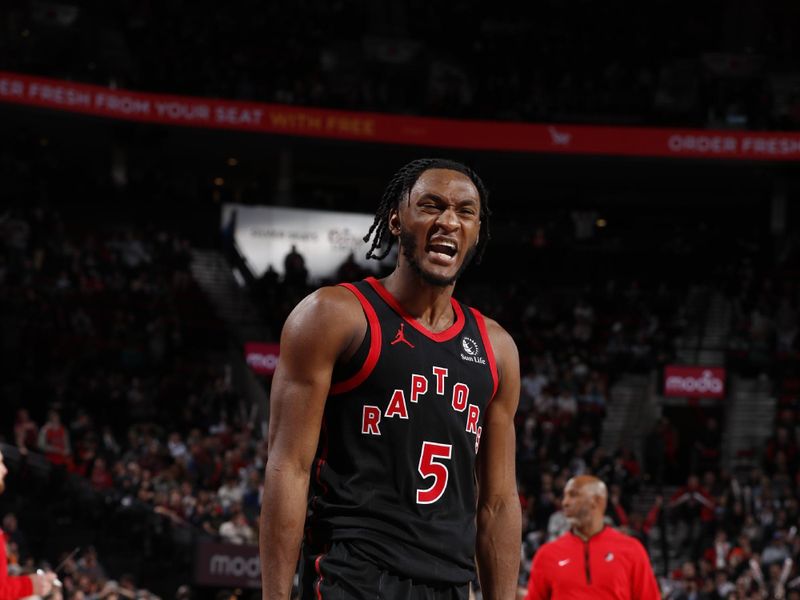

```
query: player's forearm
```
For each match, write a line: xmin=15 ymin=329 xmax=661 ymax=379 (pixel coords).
xmin=259 ymin=460 xmax=311 ymax=600
xmin=476 ymin=494 xmax=522 ymax=600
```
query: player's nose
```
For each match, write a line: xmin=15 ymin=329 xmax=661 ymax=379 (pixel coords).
xmin=434 ymin=207 xmax=459 ymax=231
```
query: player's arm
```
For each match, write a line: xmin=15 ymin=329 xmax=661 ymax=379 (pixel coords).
xmin=259 ymin=287 xmax=364 ymax=600
xmin=476 ymin=319 xmax=522 ymax=600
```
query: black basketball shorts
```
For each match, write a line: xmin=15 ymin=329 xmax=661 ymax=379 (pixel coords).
xmin=299 ymin=541 xmax=469 ymax=600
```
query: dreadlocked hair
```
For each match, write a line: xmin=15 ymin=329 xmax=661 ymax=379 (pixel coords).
xmin=363 ymin=158 xmax=492 ymax=264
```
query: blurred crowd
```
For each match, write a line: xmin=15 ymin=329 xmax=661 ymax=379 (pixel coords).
xmin=3 ymin=533 xmax=161 ymax=600
xmin=1 ymin=0 xmax=800 ymax=129
xmin=0 ymin=199 xmax=266 ymax=598
xmin=655 ymin=461 xmax=800 ymax=599
xmin=12 ymin=404 xmax=264 ymax=547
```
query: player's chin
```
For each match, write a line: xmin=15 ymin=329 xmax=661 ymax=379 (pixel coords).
xmin=419 ymin=266 xmax=459 ymax=287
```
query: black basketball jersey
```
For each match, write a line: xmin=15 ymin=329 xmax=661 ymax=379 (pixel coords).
xmin=304 ymin=277 xmax=499 ymax=585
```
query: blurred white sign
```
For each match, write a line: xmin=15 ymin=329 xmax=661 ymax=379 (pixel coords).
xmin=221 ymin=204 xmax=394 ymax=282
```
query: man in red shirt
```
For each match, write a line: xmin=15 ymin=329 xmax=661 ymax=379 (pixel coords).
xmin=0 ymin=448 xmax=56 ymax=600
xmin=525 ymin=475 xmax=661 ymax=600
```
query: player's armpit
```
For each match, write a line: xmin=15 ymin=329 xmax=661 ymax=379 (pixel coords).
xmin=476 ymin=320 xmax=522 ymax=600
xmin=259 ymin=285 xmax=365 ymax=600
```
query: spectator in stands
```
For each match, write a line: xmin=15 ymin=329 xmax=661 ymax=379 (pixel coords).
xmin=692 ymin=417 xmax=722 ymax=474
xmin=644 ymin=417 xmax=679 ymax=486
xmin=765 ymin=426 xmax=798 ymax=475
xmin=335 ymin=252 xmax=367 ymax=283
xmin=669 ymin=475 xmax=715 ymax=557
xmin=217 ymin=473 xmax=244 ymax=511
xmin=12 ymin=410 xmax=37 ymax=456
xmin=100 ymin=426 xmax=121 ymax=460
xmin=240 ymin=470 xmax=263 ymax=521
xmin=219 ymin=507 xmax=256 ymax=545
xmin=89 ymin=457 xmax=114 ymax=491
xmin=167 ymin=432 xmax=189 ymax=462
xmin=282 ymin=244 xmax=308 ymax=286
xmin=38 ymin=408 xmax=72 ymax=468
xmin=76 ymin=546 xmax=106 ymax=581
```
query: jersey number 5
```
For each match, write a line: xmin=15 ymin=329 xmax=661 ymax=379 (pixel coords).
xmin=416 ymin=441 xmax=452 ymax=504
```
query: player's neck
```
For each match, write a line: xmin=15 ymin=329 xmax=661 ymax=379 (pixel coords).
xmin=381 ymin=268 xmax=456 ymax=332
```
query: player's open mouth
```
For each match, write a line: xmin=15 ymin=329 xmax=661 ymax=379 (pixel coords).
xmin=426 ymin=240 xmax=457 ymax=264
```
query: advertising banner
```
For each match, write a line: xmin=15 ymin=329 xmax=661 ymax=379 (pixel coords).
xmin=663 ymin=365 xmax=726 ymax=399
xmin=244 ymin=342 xmax=280 ymax=376
xmin=194 ymin=541 xmax=260 ymax=589
xmin=3 ymin=71 xmax=800 ymax=160
xmin=222 ymin=204 xmax=392 ymax=282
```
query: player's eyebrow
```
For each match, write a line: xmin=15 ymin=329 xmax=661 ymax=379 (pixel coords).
xmin=417 ymin=193 xmax=479 ymax=206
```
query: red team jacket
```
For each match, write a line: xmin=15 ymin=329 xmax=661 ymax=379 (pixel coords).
xmin=526 ymin=527 xmax=661 ymax=600
xmin=0 ymin=530 xmax=33 ymax=600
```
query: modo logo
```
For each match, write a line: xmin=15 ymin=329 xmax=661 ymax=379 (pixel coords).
xmin=247 ymin=352 xmax=278 ymax=371
xmin=665 ymin=370 xmax=723 ymax=395
xmin=209 ymin=554 xmax=261 ymax=578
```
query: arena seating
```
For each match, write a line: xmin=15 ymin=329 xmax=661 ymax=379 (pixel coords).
xmin=1 ymin=1 xmax=798 ymax=129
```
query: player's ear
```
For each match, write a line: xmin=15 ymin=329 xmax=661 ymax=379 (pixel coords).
xmin=389 ymin=209 xmax=401 ymax=237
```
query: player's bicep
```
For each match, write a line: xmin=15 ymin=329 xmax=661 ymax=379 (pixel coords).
xmin=476 ymin=323 xmax=520 ymax=500
xmin=267 ymin=288 xmax=362 ymax=471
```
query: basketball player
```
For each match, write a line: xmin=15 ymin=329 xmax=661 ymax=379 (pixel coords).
xmin=0 ymin=448 xmax=57 ymax=599
xmin=259 ymin=159 xmax=521 ymax=599
xmin=525 ymin=475 xmax=660 ymax=600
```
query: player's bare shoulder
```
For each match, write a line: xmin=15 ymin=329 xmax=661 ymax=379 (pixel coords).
xmin=481 ymin=316 xmax=519 ymax=381
xmin=281 ymin=284 xmax=367 ymax=361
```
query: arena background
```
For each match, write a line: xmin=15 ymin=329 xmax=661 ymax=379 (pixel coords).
xmin=1 ymin=2 xmax=800 ymax=599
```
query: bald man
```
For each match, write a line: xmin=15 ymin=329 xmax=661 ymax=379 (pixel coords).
xmin=0 ymin=448 xmax=56 ymax=600
xmin=525 ymin=475 xmax=660 ymax=600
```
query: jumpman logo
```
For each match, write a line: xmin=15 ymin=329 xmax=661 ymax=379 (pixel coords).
xmin=391 ymin=323 xmax=415 ymax=348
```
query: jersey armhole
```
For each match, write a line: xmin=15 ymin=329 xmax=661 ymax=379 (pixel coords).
xmin=469 ymin=307 xmax=499 ymax=402
xmin=329 ymin=283 xmax=382 ymax=395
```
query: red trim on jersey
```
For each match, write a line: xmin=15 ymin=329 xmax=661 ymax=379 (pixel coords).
xmin=365 ymin=277 xmax=465 ymax=342
xmin=470 ymin=307 xmax=499 ymax=401
xmin=329 ymin=283 xmax=382 ymax=395
xmin=314 ymin=553 xmax=325 ymax=600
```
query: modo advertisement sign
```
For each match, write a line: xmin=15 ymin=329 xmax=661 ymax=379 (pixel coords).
xmin=245 ymin=342 xmax=280 ymax=376
xmin=663 ymin=365 xmax=726 ymax=399
xmin=221 ymin=204 xmax=393 ymax=282
xmin=195 ymin=541 xmax=260 ymax=589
